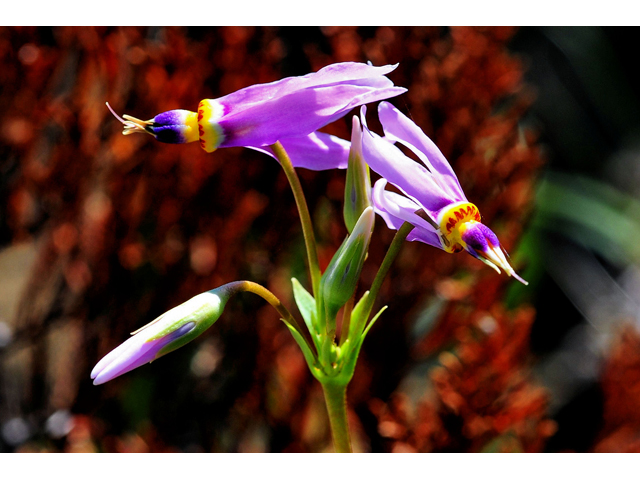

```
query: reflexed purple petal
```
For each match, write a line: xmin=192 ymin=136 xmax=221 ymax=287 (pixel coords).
xmin=361 ymin=118 xmax=454 ymax=216
xmin=377 ymin=102 xmax=466 ymax=201
xmin=405 ymin=226 xmax=443 ymax=247
xmin=219 ymin=84 xmax=406 ymax=148
xmin=372 ymin=180 xmax=413 ymax=232
xmin=219 ymin=63 xmax=402 ymax=115
xmin=372 ymin=180 xmax=435 ymax=231
xmin=248 ymin=132 xmax=351 ymax=171
xmin=372 ymin=180 xmax=442 ymax=249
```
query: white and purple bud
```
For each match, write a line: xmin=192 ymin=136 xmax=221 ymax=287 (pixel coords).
xmin=91 ymin=288 xmax=229 ymax=385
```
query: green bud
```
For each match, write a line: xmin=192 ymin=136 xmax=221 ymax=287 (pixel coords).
xmin=321 ymin=206 xmax=375 ymax=321
xmin=343 ymin=115 xmax=372 ymax=233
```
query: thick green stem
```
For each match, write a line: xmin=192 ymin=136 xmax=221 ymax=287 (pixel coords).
xmin=363 ymin=221 xmax=414 ymax=320
xmin=321 ymin=381 xmax=352 ymax=453
xmin=270 ymin=141 xmax=321 ymax=297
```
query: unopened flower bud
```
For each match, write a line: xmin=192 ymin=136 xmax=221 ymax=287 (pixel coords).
xmin=91 ymin=288 xmax=229 ymax=385
xmin=321 ymin=206 xmax=375 ymax=319
xmin=344 ymin=113 xmax=372 ymax=233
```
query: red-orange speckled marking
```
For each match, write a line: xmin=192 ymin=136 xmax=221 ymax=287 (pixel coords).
xmin=437 ymin=202 xmax=482 ymax=253
xmin=196 ymin=99 xmax=224 ymax=153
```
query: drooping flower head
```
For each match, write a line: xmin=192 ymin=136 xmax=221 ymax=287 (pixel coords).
xmin=359 ymin=101 xmax=527 ymax=284
xmin=91 ymin=289 xmax=229 ymax=385
xmin=107 ymin=62 xmax=406 ymax=171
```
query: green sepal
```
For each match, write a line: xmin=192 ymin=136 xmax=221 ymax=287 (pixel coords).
xmin=361 ymin=305 xmax=387 ymax=339
xmin=285 ymin=322 xmax=324 ymax=381
xmin=291 ymin=277 xmax=317 ymax=334
xmin=334 ymin=305 xmax=387 ymax=385
xmin=348 ymin=290 xmax=370 ymax=339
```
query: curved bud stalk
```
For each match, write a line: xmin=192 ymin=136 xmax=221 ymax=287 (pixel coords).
xmin=343 ymin=115 xmax=372 ymax=233
xmin=320 ymin=207 xmax=375 ymax=326
xmin=91 ymin=289 xmax=229 ymax=385
xmin=92 ymin=280 xmax=317 ymax=386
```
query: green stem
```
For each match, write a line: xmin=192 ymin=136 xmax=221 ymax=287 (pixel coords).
xmin=363 ymin=221 xmax=414 ymax=320
xmin=321 ymin=381 xmax=352 ymax=453
xmin=270 ymin=141 xmax=321 ymax=297
xmin=221 ymin=280 xmax=313 ymax=353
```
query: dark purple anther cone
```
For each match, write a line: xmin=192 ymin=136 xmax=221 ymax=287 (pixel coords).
xmin=461 ymin=222 xmax=500 ymax=253
xmin=150 ymin=109 xmax=198 ymax=144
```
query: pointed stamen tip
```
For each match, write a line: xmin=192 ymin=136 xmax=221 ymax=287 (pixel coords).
xmin=510 ymin=271 xmax=529 ymax=286
xmin=105 ymin=102 xmax=152 ymax=135
xmin=106 ymin=102 xmax=127 ymax=124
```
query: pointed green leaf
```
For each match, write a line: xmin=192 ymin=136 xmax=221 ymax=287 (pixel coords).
xmin=335 ymin=305 xmax=387 ymax=385
xmin=348 ymin=290 xmax=369 ymax=339
xmin=285 ymin=323 xmax=324 ymax=381
xmin=291 ymin=277 xmax=317 ymax=334
xmin=362 ymin=305 xmax=387 ymax=338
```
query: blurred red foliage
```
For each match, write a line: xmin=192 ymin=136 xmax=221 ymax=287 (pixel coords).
xmin=371 ymin=303 xmax=556 ymax=452
xmin=593 ymin=326 xmax=640 ymax=452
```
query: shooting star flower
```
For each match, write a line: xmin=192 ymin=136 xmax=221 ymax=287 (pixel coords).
xmin=107 ymin=62 xmax=406 ymax=171
xmin=360 ymin=101 xmax=527 ymax=284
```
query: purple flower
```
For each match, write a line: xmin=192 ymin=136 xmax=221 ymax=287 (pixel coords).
xmin=91 ymin=290 xmax=227 ymax=385
xmin=359 ymin=102 xmax=527 ymax=284
xmin=108 ymin=62 xmax=406 ymax=171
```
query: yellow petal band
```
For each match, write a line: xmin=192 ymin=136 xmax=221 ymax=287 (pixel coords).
xmin=197 ymin=99 xmax=225 ymax=153
xmin=437 ymin=201 xmax=481 ymax=253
